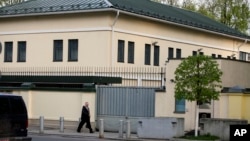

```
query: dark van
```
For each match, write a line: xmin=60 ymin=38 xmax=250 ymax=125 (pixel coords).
xmin=0 ymin=93 xmax=31 ymax=140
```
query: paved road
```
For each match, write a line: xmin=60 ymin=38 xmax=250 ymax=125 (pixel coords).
xmin=30 ymin=135 xmax=115 ymax=141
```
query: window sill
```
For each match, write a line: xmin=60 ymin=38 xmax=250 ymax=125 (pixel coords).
xmin=174 ymin=111 xmax=185 ymax=114
xmin=68 ymin=60 xmax=78 ymax=62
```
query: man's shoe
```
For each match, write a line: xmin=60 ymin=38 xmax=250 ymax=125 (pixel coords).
xmin=90 ymin=131 xmax=94 ymax=133
xmin=77 ymin=130 xmax=81 ymax=133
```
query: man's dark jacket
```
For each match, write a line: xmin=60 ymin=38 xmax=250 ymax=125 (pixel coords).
xmin=81 ymin=106 xmax=90 ymax=120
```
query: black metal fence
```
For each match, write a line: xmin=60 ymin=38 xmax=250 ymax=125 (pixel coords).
xmin=0 ymin=66 xmax=166 ymax=88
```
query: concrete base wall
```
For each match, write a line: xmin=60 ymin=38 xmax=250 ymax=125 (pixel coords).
xmin=95 ymin=116 xmax=140 ymax=133
xmin=137 ymin=117 xmax=184 ymax=139
xmin=200 ymin=118 xmax=248 ymax=141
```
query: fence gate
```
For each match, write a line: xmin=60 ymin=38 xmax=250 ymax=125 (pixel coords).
xmin=96 ymin=86 xmax=155 ymax=133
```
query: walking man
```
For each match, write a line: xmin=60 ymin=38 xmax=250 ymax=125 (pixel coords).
xmin=77 ymin=102 xmax=94 ymax=133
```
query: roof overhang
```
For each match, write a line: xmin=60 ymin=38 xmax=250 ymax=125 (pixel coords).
xmin=0 ymin=7 xmax=249 ymax=41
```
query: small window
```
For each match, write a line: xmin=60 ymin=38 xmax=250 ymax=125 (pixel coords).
xmin=175 ymin=99 xmax=185 ymax=113
xmin=145 ymin=44 xmax=151 ymax=65
xmin=53 ymin=40 xmax=63 ymax=62
xmin=199 ymin=52 xmax=204 ymax=55
xmin=176 ymin=48 xmax=181 ymax=59
xmin=117 ymin=40 xmax=125 ymax=63
xmin=4 ymin=42 xmax=13 ymax=62
xmin=239 ymin=51 xmax=247 ymax=61
xmin=212 ymin=54 xmax=216 ymax=58
xmin=17 ymin=41 xmax=26 ymax=62
xmin=192 ymin=51 xmax=197 ymax=56
xmin=68 ymin=39 xmax=78 ymax=61
xmin=168 ymin=47 xmax=174 ymax=59
xmin=218 ymin=55 xmax=222 ymax=58
xmin=154 ymin=45 xmax=160 ymax=66
xmin=128 ymin=41 xmax=134 ymax=64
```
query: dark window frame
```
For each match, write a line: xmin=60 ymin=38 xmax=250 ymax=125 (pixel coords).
xmin=145 ymin=44 xmax=151 ymax=65
xmin=154 ymin=45 xmax=160 ymax=66
xmin=53 ymin=40 xmax=63 ymax=62
xmin=212 ymin=54 xmax=216 ymax=58
xmin=68 ymin=39 xmax=78 ymax=62
xmin=176 ymin=48 xmax=181 ymax=59
xmin=128 ymin=41 xmax=134 ymax=64
xmin=174 ymin=98 xmax=186 ymax=113
xmin=168 ymin=47 xmax=174 ymax=59
xmin=17 ymin=41 xmax=26 ymax=62
xmin=239 ymin=51 xmax=247 ymax=61
xmin=4 ymin=42 xmax=13 ymax=62
xmin=117 ymin=40 xmax=125 ymax=63
xmin=192 ymin=51 xmax=197 ymax=56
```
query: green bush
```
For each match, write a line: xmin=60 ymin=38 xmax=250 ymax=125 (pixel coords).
xmin=180 ymin=134 xmax=220 ymax=140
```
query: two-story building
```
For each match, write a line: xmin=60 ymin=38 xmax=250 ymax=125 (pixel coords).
xmin=0 ymin=0 xmax=250 ymax=131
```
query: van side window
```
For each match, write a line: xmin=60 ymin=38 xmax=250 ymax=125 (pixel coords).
xmin=10 ymin=97 xmax=26 ymax=114
xmin=0 ymin=97 xmax=10 ymax=114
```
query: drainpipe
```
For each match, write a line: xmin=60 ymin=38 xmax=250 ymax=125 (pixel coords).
xmin=111 ymin=10 xmax=120 ymax=67
xmin=237 ymin=39 xmax=248 ymax=58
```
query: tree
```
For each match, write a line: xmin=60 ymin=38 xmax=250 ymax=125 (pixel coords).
xmin=196 ymin=0 xmax=250 ymax=34
xmin=151 ymin=0 xmax=180 ymax=7
xmin=174 ymin=54 xmax=222 ymax=137
xmin=0 ymin=0 xmax=26 ymax=6
xmin=182 ymin=0 xmax=197 ymax=11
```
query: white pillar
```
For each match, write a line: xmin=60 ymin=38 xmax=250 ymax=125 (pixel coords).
xmin=39 ymin=116 xmax=44 ymax=134
xmin=59 ymin=117 xmax=64 ymax=133
xmin=99 ymin=119 xmax=104 ymax=138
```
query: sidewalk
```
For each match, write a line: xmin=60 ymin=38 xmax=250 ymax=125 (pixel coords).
xmin=28 ymin=125 xmax=168 ymax=141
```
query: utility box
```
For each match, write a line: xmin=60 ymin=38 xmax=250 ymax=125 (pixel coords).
xmin=137 ymin=117 xmax=184 ymax=139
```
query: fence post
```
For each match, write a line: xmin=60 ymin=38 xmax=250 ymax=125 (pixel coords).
xmin=99 ymin=119 xmax=104 ymax=138
xmin=39 ymin=116 xmax=44 ymax=134
xmin=59 ymin=117 xmax=64 ymax=133
xmin=119 ymin=120 xmax=124 ymax=138
xmin=126 ymin=120 xmax=131 ymax=139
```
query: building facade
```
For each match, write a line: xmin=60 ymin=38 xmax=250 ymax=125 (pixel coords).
xmin=0 ymin=0 xmax=250 ymax=131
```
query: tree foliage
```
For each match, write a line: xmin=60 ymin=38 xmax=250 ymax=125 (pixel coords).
xmin=153 ymin=0 xmax=250 ymax=34
xmin=0 ymin=0 xmax=26 ymax=6
xmin=196 ymin=0 xmax=250 ymax=34
xmin=174 ymin=55 xmax=222 ymax=105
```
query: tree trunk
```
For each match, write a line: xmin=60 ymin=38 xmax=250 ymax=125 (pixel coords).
xmin=195 ymin=104 xmax=199 ymax=136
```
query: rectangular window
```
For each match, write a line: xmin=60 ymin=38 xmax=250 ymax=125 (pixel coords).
xmin=168 ymin=47 xmax=174 ymax=59
xmin=192 ymin=51 xmax=197 ymax=56
xmin=68 ymin=39 xmax=78 ymax=61
xmin=239 ymin=51 xmax=247 ymax=61
xmin=212 ymin=54 xmax=216 ymax=58
xmin=4 ymin=42 xmax=13 ymax=62
xmin=53 ymin=40 xmax=63 ymax=62
xmin=17 ymin=41 xmax=26 ymax=62
xmin=145 ymin=44 xmax=151 ymax=65
xmin=117 ymin=40 xmax=125 ymax=63
xmin=199 ymin=52 xmax=204 ymax=55
xmin=176 ymin=48 xmax=182 ymax=59
xmin=154 ymin=45 xmax=160 ymax=66
xmin=128 ymin=41 xmax=134 ymax=64
xmin=175 ymin=99 xmax=185 ymax=113
xmin=218 ymin=55 xmax=222 ymax=58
